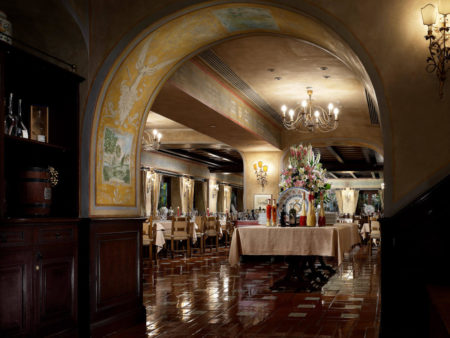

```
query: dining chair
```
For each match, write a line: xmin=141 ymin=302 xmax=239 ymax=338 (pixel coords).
xmin=143 ymin=216 xmax=158 ymax=264
xmin=190 ymin=216 xmax=204 ymax=255
xmin=203 ymin=216 xmax=219 ymax=252
xmin=170 ymin=217 xmax=191 ymax=258
xmin=369 ymin=220 xmax=381 ymax=254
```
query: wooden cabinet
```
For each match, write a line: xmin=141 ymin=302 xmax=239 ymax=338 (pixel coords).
xmin=0 ymin=41 xmax=82 ymax=336
xmin=0 ymin=220 xmax=78 ymax=337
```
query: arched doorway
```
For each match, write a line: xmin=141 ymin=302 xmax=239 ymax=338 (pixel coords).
xmin=81 ymin=2 xmax=390 ymax=218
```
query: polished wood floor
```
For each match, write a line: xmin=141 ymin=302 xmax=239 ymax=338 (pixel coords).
xmin=111 ymin=244 xmax=380 ymax=337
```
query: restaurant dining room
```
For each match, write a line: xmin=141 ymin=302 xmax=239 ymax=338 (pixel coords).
xmin=0 ymin=1 xmax=449 ymax=338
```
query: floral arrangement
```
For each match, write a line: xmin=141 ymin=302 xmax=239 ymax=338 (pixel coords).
xmin=279 ymin=144 xmax=331 ymax=199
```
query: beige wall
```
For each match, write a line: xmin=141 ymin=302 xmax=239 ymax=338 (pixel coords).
xmin=242 ymin=151 xmax=284 ymax=210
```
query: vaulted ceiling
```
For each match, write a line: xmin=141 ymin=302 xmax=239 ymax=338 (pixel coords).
xmin=144 ymin=34 xmax=383 ymax=177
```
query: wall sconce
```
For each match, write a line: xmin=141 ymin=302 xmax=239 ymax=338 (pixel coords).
xmin=210 ymin=183 xmax=219 ymax=198
xmin=253 ymin=161 xmax=268 ymax=187
xmin=421 ymin=1 xmax=450 ymax=98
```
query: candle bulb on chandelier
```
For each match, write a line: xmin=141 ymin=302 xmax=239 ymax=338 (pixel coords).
xmin=333 ymin=107 xmax=339 ymax=121
xmin=281 ymin=105 xmax=287 ymax=118
xmin=289 ymin=109 xmax=294 ymax=121
xmin=328 ymin=103 xmax=334 ymax=115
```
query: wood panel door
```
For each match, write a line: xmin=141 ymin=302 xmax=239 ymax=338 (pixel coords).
xmin=34 ymin=244 xmax=77 ymax=336
xmin=0 ymin=250 xmax=32 ymax=337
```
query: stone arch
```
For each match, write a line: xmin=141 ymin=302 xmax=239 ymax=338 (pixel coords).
xmin=81 ymin=1 xmax=391 ymax=217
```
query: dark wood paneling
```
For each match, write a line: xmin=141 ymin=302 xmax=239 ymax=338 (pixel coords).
xmin=97 ymin=233 xmax=138 ymax=310
xmin=0 ymin=250 xmax=32 ymax=337
xmin=35 ymin=244 xmax=76 ymax=336
xmin=79 ymin=218 xmax=146 ymax=338
xmin=380 ymin=175 xmax=450 ymax=338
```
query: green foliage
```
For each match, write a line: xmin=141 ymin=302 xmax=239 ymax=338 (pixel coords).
xmin=104 ymin=128 xmax=118 ymax=154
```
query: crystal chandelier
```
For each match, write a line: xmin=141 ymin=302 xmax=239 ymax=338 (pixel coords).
xmin=142 ymin=129 xmax=162 ymax=151
xmin=281 ymin=89 xmax=340 ymax=133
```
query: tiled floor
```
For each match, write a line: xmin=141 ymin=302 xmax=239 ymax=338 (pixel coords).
xmin=111 ymin=245 xmax=380 ymax=337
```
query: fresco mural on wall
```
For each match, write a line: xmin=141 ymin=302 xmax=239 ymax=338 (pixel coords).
xmin=102 ymin=127 xmax=132 ymax=184
xmin=213 ymin=7 xmax=279 ymax=32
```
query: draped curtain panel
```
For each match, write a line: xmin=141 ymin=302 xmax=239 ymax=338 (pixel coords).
xmin=352 ymin=190 xmax=359 ymax=215
xmin=217 ymin=185 xmax=225 ymax=213
xmin=334 ymin=190 xmax=343 ymax=215
xmin=224 ymin=186 xmax=232 ymax=212
xmin=341 ymin=189 xmax=359 ymax=215
xmin=180 ymin=177 xmax=187 ymax=214
xmin=151 ymin=173 xmax=161 ymax=216
xmin=140 ymin=170 xmax=147 ymax=217
xmin=188 ymin=179 xmax=195 ymax=212
xmin=202 ymin=181 xmax=208 ymax=214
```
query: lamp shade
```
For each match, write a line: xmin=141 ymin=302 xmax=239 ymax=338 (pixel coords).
xmin=439 ymin=0 xmax=450 ymax=14
xmin=258 ymin=161 xmax=262 ymax=168
xmin=262 ymin=165 xmax=268 ymax=172
xmin=421 ymin=4 xmax=437 ymax=25
xmin=253 ymin=163 xmax=257 ymax=170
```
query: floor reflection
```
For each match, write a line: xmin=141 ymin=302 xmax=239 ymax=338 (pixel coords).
xmin=112 ymin=245 xmax=380 ymax=337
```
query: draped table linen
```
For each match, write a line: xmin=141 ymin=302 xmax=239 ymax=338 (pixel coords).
xmin=229 ymin=223 xmax=360 ymax=267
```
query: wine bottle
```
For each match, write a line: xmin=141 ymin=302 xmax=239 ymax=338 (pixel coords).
xmin=266 ymin=199 xmax=272 ymax=226
xmin=280 ymin=204 xmax=287 ymax=227
xmin=272 ymin=201 xmax=277 ymax=226
xmin=299 ymin=192 xmax=307 ymax=226
xmin=5 ymin=93 xmax=16 ymax=135
xmin=16 ymin=99 xmax=28 ymax=138
xmin=289 ymin=206 xmax=297 ymax=226
xmin=307 ymin=193 xmax=316 ymax=227
xmin=318 ymin=193 xmax=326 ymax=226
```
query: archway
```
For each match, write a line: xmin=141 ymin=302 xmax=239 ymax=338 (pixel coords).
xmin=81 ymin=2 xmax=391 ymax=217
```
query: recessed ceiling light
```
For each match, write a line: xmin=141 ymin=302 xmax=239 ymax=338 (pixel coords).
xmin=267 ymin=68 xmax=275 ymax=72
xmin=323 ymin=75 xmax=331 ymax=79
xmin=320 ymin=66 xmax=328 ymax=70
xmin=274 ymin=76 xmax=282 ymax=80
xmin=209 ymin=125 xmax=216 ymax=128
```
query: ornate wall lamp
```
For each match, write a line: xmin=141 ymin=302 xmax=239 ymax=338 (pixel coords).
xmin=421 ymin=1 xmax=450 ymax=98
xmin=253 ymin=161 xmax=268 ymax=188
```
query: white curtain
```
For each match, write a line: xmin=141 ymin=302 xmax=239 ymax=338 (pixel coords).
xmin=334 ymin=190 xmax=343 ymax=215
xmin=151 ymin=173 xmax=161 ymax=216
xmin=341 ymin=189 xmax=359 ymax=215
xmin=224 ymin=186 xmax=232 ymax=212
xmin=144 ymin=171 xmax=153 ymax=217
xmin=188 ymin=179 xmax=194 ymax=212
xmin=180 ymin=177 xmax=187 ymax=214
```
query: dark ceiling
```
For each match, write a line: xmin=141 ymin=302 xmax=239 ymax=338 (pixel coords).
xmin=158 ymin=144 xmax=382 ymax=179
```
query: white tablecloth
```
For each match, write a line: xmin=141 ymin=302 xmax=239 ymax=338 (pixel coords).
xmin=229 ymin=223 xmax=360 ymax=267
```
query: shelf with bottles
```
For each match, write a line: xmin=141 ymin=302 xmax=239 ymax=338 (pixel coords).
xmin=4 ymin=134 xmax=69 ymax=152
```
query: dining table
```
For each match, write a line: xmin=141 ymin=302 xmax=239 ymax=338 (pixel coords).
xmin=228 ymin=223 xmax=360 ymax=290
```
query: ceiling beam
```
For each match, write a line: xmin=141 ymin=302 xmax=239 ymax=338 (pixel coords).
xmin=199 ymin=148 xmax=236 ymax=163
xmin=322 ymin=162 xmax=383 ymax=172
xmin=158 ymin=149 xmax=222 ymax=167
xmin=209 ymin=165 xmax=243 ymax=173
xmin=371 ymin=172 xmax=377 ymax=179
xmin=349 ymin=172 xmax=357 ymax=179
xmin=327 ymin=146 xmax=344 ymax=163
xmin=328 ymin=172 xmax=338 ymax=179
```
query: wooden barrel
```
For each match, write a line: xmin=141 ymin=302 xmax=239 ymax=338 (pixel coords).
xmin=19 ymin=167 xmax=51 ymax=216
